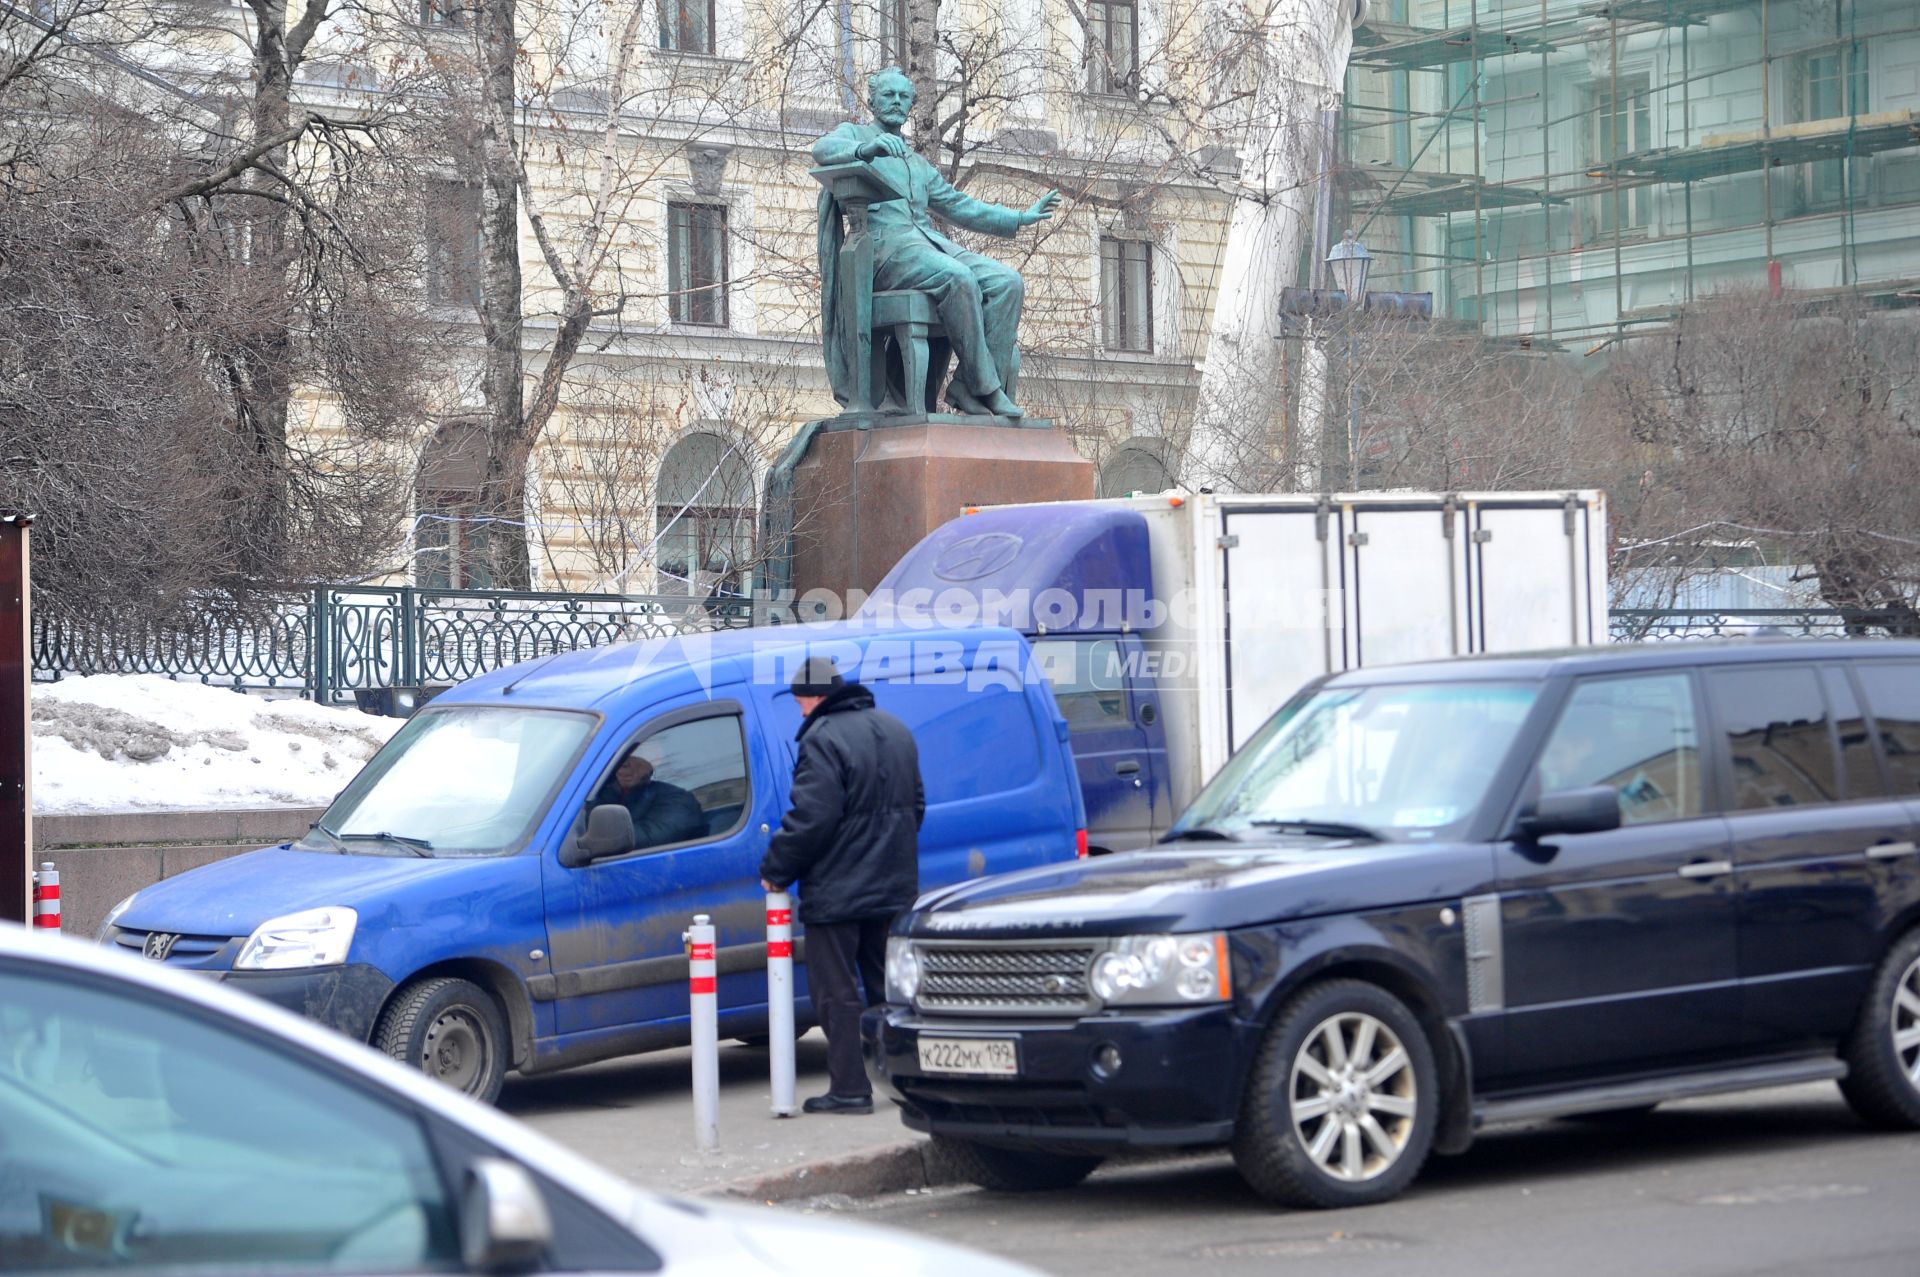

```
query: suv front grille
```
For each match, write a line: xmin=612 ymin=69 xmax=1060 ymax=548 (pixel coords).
xmin=917 ymin=942 xmax=1097 ymax=1016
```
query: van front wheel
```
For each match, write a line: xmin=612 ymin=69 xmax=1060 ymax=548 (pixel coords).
xmin=375 ymin=976 xmax=508 ymax=1105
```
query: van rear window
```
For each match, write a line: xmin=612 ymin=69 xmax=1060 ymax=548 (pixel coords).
xmin=868 ymin=682 xmax=1043 ymax=803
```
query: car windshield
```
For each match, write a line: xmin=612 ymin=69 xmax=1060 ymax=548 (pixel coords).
xmin=1174 ymin=680 xmax=1541 ymax=842
xmin=302 ymin=705 xmax=597 ymax=856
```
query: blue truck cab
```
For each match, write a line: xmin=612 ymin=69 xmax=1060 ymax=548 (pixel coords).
xmin=868 ymin=505 xmax=1175 ymax=855
xmin=99 ymin=623 xmax=1085 ymax=1101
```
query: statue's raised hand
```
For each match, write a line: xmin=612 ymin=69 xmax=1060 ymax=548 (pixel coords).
xmin=856 ymin=134 xmax=910 ymax=161
xmin=1018 ymin=189 xmax=1062 ymax=227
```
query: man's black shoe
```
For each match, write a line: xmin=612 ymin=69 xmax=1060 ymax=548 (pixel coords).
xmin=802 ymin=1093 xmax=874 ymax=1115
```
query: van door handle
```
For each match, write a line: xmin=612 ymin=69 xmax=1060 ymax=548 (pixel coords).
xmin=1678 ymin=860 xmax=1733 ymax=879
xmin=1868 ymin=841 xmax=1918 ymax=860
xmin=1115 ymin=761 xmax=1141 ymax=776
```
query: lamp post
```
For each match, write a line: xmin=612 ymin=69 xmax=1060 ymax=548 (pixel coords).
xmin=1326 ymin=232 xmax=1371 ymax=489
xmin=1277 ymin=231 xmax=1425 ymax=491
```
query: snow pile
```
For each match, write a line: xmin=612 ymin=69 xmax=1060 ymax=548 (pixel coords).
xmin=31 ymin=675 xmax=404 ymax=814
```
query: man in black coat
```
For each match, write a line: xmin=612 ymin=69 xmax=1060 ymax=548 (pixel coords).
xmin=759 ymin=656 xmax=925 ymax=1114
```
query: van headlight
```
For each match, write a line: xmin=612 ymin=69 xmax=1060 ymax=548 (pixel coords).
xmin=885 ymin=936 xmax=921 ymax=1004
xmin=1090 ymin=933 xmax=1231 ymax=1007
xmin=97 ymin=891 xmax=139 ymax=942
xmin=235 ymin=907 xmax=358 ymax=970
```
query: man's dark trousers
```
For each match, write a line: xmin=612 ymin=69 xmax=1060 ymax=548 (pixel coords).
xmin=808 ymin=916 xmax=890 ymax=1099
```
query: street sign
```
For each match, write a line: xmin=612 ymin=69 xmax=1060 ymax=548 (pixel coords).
xmin=1 ymin=516 xmax=28 ymax=926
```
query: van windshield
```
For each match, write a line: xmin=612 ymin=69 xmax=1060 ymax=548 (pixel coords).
xmin=1174 ymin=681 xmax=1540 ymax=843
xmin=302 ymin=706 xmax=597 ymax=856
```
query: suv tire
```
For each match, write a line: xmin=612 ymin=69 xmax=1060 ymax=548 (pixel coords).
xmin=932 ymin=1136 xmax=1103 ymax=1192
xmin=1840 ymin=927 xmax=1920 ymax=1130
xmin=375 ymin=976 xmax=509 ymax=1105
xmin=1232 ymin=979 xmax=1439 ymax=1209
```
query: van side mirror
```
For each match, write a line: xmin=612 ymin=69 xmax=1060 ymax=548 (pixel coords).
xmin=460 ymin=1158 xmax=552 ymax=1274
xmin=563 ymin=804 xmax=635 ymax=867
xmin=1515 ymin=785 xmax=1622 ymax=840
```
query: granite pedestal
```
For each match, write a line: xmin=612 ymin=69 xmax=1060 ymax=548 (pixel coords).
xmin=787 ymin=416 xmax=1094 ymax=603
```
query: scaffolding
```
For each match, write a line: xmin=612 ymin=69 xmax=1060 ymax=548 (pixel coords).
xmin=1337 ymin=0 xmax=1920 ymax=347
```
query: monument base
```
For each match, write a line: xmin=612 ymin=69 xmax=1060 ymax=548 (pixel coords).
xmin=788 ymin=416 xmax=1094 ymax=603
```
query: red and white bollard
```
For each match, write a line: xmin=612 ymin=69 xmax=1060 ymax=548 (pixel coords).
xmin=766 ymin=891 xmax=797 ymax=1117
xmin=32 ymin=863 xmax=59 ymax=932
xmin=686 ymin=913 xmax=719 ymax=1152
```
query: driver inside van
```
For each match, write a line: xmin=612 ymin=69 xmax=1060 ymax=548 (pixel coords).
xmin=594 ymin=743 xmax=707 ymax=849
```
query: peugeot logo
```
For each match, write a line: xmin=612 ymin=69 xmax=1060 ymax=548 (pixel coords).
xmin=142 ymin=932 xmax=180 ymax=962
xmin=932 ymin=532 xmax=1023 ymax=582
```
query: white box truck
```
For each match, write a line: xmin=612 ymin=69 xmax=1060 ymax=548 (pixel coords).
xmin=869 ymin=490 xmax=1609 ymax=853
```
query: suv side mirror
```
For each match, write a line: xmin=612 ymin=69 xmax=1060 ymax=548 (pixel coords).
xmin=562 ymin=804 xmax=635 ymax=867
xmin=1517 ymin=785 xmax=1622 ymax=840
xmin=461 ymin=1158 xmax=552 ymax=1274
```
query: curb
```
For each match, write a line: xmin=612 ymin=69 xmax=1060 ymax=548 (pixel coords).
xmin=703 ymin=1137 xmax=961 ymax=1204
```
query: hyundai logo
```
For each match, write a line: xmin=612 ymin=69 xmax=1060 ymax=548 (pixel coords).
xmin=142 ymin=932 xmax=180 ymax=962
xmin=931 ymin=533 xmax=1023 ymax=582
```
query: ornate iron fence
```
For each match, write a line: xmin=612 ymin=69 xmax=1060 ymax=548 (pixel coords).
xmin=34 ymin=586 xmax=781 ymax=702
xmin=1609 ymin=608 xmax=1917 ymax=643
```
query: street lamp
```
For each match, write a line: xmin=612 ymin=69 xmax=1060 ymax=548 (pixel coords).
xmin=1275 ymin=230 xmax=1426 ymax=492
xmin=1325 ymin=230 xmax=1373 ymax=309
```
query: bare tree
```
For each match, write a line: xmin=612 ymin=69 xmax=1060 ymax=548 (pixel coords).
xmin=0 ymin=0 xmax=442 ymax=619
xmin=1594 ymin=292 xmax=1920 ymax=628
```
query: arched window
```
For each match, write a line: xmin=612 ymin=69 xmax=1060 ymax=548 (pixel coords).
xmin=1097 ymin=444 xmax=1172 ymax=498
xmin=655 ymin=432 xmax=756 ymax=597
xmin=417 ymin=421 xmax=497 ymax=589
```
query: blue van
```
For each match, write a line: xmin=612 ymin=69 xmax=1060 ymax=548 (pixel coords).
xmin=97 ymin=623 xmax=1085 ymax=1101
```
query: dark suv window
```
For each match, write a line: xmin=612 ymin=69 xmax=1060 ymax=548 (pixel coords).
xmin=1534 ymin=672 xmax=1702 ymax=825
xmin=1854 ymin=661 xmax=1920 ymax=797
xmin=1706 ymin=666 xmax=1841 ymax=809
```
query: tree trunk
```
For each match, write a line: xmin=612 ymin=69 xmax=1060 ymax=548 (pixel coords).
xmin=906 ymin=0 xmax=940 ymax=160
xmin=1188 ymin=0 xmax=1359 ymax=490
xmin=476 ymin=0 xmax=532 ymax=588
xmin=234 ymin=0 xmax=301 ymax=579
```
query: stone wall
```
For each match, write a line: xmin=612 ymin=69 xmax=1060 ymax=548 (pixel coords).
xmin=32 ymin=808 xmax=323 ymax=938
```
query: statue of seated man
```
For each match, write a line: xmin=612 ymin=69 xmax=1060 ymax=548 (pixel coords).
xmin=813 ymin=68 xmax=1059 ymax=419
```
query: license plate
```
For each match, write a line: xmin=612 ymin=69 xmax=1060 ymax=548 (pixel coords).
xmin=917 ymin=1036 xmax=1018 ymax=1077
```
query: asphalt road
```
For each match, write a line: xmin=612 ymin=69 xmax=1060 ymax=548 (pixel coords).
xmin=831 ymin=1083 xmax=1920 ymax=1277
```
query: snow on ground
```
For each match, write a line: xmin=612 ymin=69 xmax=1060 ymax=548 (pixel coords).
xmin=31 ymin=675 xmax=404 ymax=814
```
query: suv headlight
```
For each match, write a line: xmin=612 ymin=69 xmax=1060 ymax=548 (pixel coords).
xmin=1090 ymin=933 xmax=1231 ymax=1007
xmin=885 ymin=936 xmax=921 ymax=1004
xmin=235 ymin=907 xmax=358 ymax=971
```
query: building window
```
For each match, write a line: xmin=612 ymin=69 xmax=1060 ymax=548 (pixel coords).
xmin=668 ymin=202 xmax=729 ymax=327
xmin=418 ymin=0 xmax=467 ymax=26
xmin=1801 ymin=45 xmax=1868 ymax=207
xmin=1587 ymin=77 xmax=1651 ymax=234
xmin=659 ymin=0 xmax=715 ymax=54
xmin=424 ymin=180 xmax=482 ymax=307
xmin=655 ymin=432 xmax=755 ymax=596
xmin=875 ymin=0 xmax=908 ymax=67
xmin=1086 ymin=0 xmax=1137 ymax=95
xmin=1097 ymin=444 xmax=1172 ymax=497
xmin=1099 ymin=236 xmax=1153 ymax=353
xmin=417 ymin=422 xmax=499 ymax=589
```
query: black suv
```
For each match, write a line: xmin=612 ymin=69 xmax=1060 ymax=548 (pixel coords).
xmin=862 ymin=640 xmax=1920 ymax=1208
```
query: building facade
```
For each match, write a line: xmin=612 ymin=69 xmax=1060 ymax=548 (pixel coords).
xmin=1342 ymin=0 xmax=1920 ymax=347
